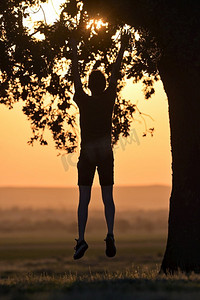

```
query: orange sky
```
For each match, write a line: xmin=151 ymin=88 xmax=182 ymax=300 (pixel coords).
xmin=0 ymin=79 xmax=171 ymax=187
xmin=0 ymin=1 xmax=172 ymax=187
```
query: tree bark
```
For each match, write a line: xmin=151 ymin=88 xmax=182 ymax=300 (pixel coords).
xmin=159 ymin=56 xmax=200 ymax=273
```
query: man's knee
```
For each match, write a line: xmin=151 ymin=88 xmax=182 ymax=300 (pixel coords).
xmin=101 ymin=186 xmax=114 ymax=206
xmin=79 ymin=185 xmax=92 ymax=192
xmin=101 ymin=185 xmax=113 ymax=197
xmin=79 ymin=185 xmax=92 ymax=205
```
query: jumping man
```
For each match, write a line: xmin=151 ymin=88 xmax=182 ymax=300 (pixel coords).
xmin=70 ymin=34 xmax=129 ymax=260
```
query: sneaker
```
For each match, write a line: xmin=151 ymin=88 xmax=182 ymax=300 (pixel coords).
xmin=104 ymin=233 xmax=116 ymax=257
xmin=73 ymin=239 xmax=88 ymax=260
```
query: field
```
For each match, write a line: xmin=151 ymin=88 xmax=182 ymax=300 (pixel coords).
xmin=1 ymin=187 xmax=200 ymax=299
xmin=1 ymin=232 xmax=200 ymax=300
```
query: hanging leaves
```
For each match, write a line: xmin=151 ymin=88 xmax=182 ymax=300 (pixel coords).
xmin=0 ymin=0 xmax=159 ymax=153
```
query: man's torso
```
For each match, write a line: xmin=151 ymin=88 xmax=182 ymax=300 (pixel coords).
xmin=74 ymin=85 xmax=116 ymax=147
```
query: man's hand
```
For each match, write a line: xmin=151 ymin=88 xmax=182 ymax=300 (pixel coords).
xmin=69 ymin=35 xmax=82 ymax=91
xmin=109 ymin=32 xmax=130 ymax=86
xmin=68 ymin=37 xmax=78 ymax=49
xmin=121 ymin=32 xmax=131 ymax=48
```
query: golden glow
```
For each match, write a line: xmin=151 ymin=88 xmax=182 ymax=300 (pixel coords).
xmin=86 ymin=19 xmax=108 ymax=30
xmin=0 ymin=80 xmax=171 ymax=187
xmin=135 ymin=32 xmax=140 ymax=41
xmin=0 ymin=1 xmax=172 ymax=188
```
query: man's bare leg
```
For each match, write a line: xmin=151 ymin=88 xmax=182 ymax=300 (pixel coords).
xmin=78 ymin=185 xmax=92 ymax=241
xmin=101 ymin=185 xmax=115 ymax=235
xmin=101 ymin=185 xmax=116 ymax=257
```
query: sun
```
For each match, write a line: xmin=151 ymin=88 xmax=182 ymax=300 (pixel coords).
xmin=86 ymin=19 xmax=108 ymax=30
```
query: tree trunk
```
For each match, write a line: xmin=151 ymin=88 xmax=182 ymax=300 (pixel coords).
xmin=84 ymin=0 xmax=200 ymax=273
xmin=159 ymin=56 xmax=200 ymax=274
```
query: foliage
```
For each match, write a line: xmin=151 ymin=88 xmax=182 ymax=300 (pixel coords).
xmin=0 ymin=0 xmax=160 ymax=152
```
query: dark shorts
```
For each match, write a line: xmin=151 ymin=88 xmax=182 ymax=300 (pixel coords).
xmin=77 ymin=144 xmax=114 ymax=186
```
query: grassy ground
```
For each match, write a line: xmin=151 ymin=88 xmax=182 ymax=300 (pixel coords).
xmin=1 ymin=231 xmax=200 ymax=299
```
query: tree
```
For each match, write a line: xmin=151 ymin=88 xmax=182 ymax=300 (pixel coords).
xmin=0 ymin=0 xmax=142 ymax=153
xmin=84 ymin=0 xmax=200 ymax=273
xmin=1 ymin=0 xmax=200 ymax=273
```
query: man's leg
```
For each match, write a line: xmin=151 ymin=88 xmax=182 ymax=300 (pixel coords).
xmin=101 ymin=185 xmax=115 ymax=235
xmin=78 ymin=185 xmax=92 ymax=241
xmin=101 ymin=185 xmax=116 ymax=257
xmin=74 ymin=149 xmax=95 ymax=260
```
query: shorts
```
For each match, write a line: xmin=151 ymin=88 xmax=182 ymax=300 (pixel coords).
xmin=77 ymin=144 xmax=114 ymax=186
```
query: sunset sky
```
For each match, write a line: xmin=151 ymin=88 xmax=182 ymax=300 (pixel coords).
xmin=0 ymin=1 xmax=172 ymax=187
xmin=0 ymin=80 xmax=171 ymax=187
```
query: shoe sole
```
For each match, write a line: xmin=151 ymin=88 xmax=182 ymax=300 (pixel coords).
xmin=74 ymin=244 xmax=88 ymax=260
xmin=106 ymin=249 xmax=116 ymax=257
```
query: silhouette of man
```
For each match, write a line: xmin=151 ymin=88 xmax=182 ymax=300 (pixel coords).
xmin=70 ymin=34 xmax=129 ymax=260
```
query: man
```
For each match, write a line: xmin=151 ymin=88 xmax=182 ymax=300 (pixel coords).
xmin=70 ymin=34 xmax=129 ymax=260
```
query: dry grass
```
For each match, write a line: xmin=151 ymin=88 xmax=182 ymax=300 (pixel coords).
xmin=1 ymin=267 xmax=200 ymax=300
xmin=1 ymin=232 xmax=200 ymax=299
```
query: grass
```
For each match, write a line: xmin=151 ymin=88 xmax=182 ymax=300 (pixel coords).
xmin=2 ymin=268 xmax=200 ymax=300
xmin=1 ymin=232 xmax=200 ymax=299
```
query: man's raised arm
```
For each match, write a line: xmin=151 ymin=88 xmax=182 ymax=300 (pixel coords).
xmin=70 ymin=38 xmax=83 ymax=92
xmin=109 ymin=34 xmax=130 ymax=86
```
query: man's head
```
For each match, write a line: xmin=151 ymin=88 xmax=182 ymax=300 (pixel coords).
xmin=88 ymin=70 xmax=106 ymax=95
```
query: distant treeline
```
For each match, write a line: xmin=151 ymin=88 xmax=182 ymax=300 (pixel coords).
xmin=0 ymin=208 xmax=168 ymax=233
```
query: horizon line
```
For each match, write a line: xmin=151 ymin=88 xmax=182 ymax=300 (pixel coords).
xmin=0 ymin=184 xmax=171 ymax=188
